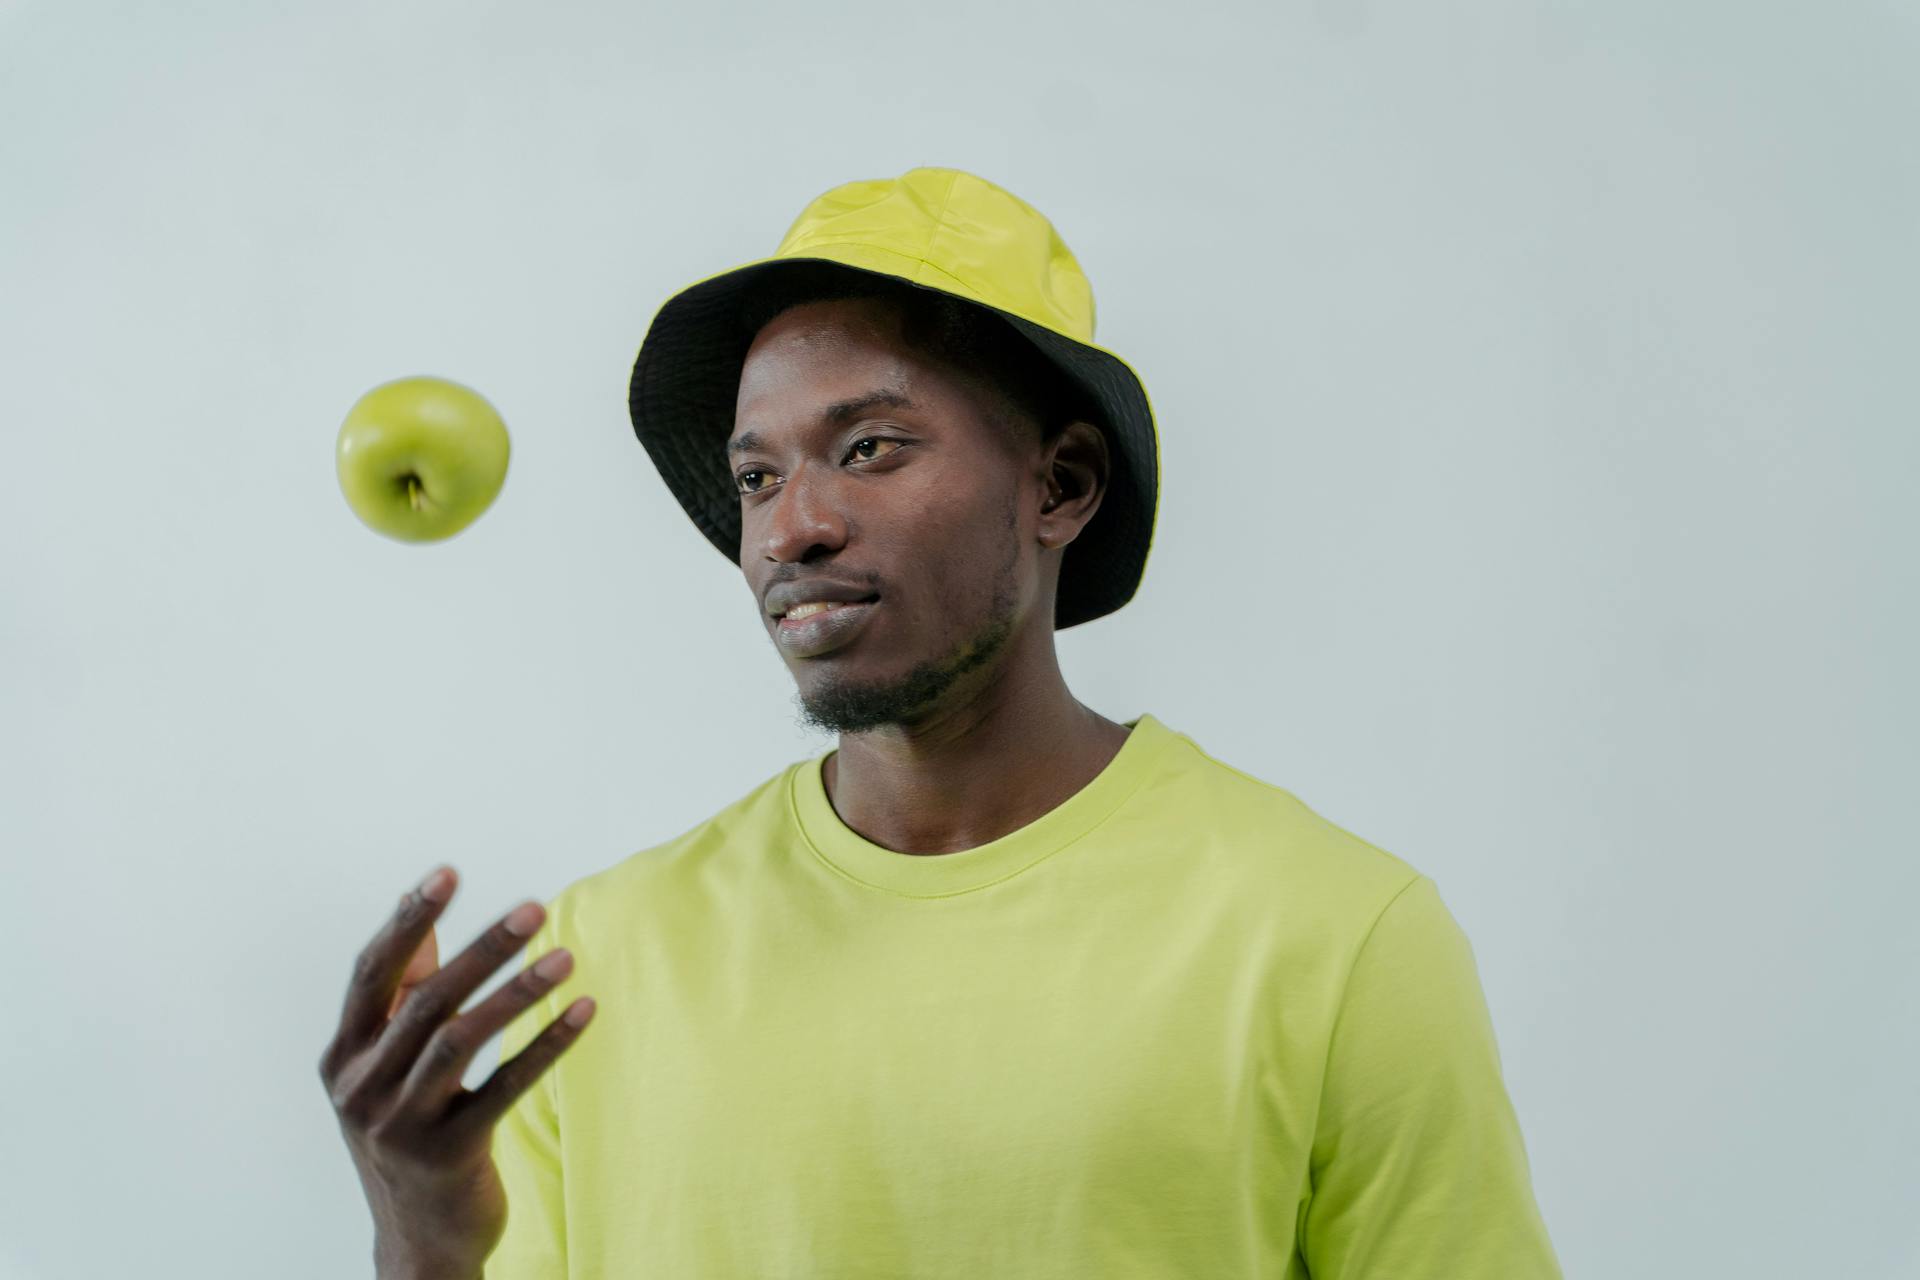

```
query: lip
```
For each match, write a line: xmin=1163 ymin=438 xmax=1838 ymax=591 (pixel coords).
xmin=765 ymin=579 xmax=877 ymax=618
xmin=773 ymin=598 xmax=879 ymax=658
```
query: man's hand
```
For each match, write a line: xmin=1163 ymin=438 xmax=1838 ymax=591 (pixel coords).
xmin=317 ymin=866 xmax=595 ymax=1278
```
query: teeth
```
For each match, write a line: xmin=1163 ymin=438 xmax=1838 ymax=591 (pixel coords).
xmin=785 ymin=600 xmax=848 ymax=621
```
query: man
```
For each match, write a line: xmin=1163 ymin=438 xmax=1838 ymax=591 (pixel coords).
xmin=327 ymin=167 xmax=1563 ymax=1278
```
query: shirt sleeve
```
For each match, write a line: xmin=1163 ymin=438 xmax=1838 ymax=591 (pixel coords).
xmin=1297 ymin=874 xmax=1563 ymax=1278
xmin=483 ymin=912 xmax=569 ymax=1280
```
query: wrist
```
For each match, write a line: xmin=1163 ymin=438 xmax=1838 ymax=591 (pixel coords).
xmin=373 ymin=1235 xmax=483 ymax=1280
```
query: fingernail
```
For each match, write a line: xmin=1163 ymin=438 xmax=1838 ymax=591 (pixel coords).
xmin=564 ymin=998 xmax=595 ymax=1027
xmin=504 ymin=901 xmax=543 ymax=937
xmin=418 ymin=867 xmax=452 ymax=903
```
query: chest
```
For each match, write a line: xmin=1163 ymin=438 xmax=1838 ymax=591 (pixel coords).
xmin=557 ymin=903 xmax=1321 ymax=1273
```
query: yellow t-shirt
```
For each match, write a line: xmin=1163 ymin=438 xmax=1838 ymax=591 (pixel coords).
xmin=485 ymin=712 xmax=1561 ymax=1278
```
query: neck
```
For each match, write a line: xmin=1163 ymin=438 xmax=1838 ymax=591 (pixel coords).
xmin=820 ymin=657 xmax=1131 ymax=856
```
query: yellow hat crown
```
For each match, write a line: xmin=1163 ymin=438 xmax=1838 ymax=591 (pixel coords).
xmin=770 ymin=167 xmax=1097 ymax=347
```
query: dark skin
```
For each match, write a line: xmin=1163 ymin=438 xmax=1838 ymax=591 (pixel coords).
xmin=730 ymin=296 xmax=1132 ymax=856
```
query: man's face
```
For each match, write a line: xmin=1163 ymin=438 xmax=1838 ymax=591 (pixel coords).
xmin=728 ymin=296 xmax=1047 ymax=735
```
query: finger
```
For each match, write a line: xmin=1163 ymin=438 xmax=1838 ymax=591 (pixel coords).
xmin=455 ymin=995 xmax=596 ymax=1136
xmin=365 ymin=898 xmax=547 ymax=1087
xmin=386 ymin=925 xmax=441 ymax=1020
xmin=395 ymin=945 xmax=575 ymax=1110
xmin=402 ymin=924 xmax=441 ymax=985
xmin=332 ymin=866 xmax=458 ymax=1054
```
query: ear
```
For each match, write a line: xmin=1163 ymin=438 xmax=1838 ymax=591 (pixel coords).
xmin=1036 ymin=421 xmax=1109 ymax=551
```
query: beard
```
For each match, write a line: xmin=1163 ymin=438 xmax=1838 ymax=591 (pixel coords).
xmin=792 ymin=503 xmax=1025 ymax=736
xmin=792 ymin=571 xmax=1017 ymax=735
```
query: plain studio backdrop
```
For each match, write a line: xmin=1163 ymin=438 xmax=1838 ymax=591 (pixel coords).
xmin=2 ymin=1 xmax=1915 ymax=1276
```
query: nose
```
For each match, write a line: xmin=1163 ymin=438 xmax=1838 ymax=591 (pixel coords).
xmin=753 ymin=464 xmax=850 ymax=565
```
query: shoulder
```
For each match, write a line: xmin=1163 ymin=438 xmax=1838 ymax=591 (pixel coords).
xmin=1149 ymin=723 xmax=1426 ymax=926
xmin=534 ymin=758 xmax=803 ymax=939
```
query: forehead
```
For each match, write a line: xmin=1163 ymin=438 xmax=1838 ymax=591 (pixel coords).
xmin=737 ymin=315 xmax=909 ymax=404
xmin=730 ymin=303 xmax=954 ymax=443
xmin=740 ymin=295 xmax=909 ymax=378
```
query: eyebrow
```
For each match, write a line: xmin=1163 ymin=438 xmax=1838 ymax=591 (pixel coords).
xmin=727 ymin=389 xmax=918 ymax=457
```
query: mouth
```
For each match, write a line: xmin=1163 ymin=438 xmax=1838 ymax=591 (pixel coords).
xmin=773 ymin=595 xmax=882 ymax=657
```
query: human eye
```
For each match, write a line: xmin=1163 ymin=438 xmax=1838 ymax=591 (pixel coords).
xmin=845 ymin=436 xmax=905 ymax=463
xmin=736 ymin=438 xmax=903 ymax=498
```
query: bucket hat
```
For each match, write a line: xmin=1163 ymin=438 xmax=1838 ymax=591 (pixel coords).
xmin=627 ymin=165 xmax=1160 ymax=630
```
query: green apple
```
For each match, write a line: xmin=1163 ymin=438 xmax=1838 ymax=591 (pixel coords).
xmin=336 ymin=376 xmax=511 ymax=542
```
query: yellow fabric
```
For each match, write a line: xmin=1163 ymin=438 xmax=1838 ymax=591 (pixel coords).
xmin=484 ymin=713 xmax=1562 ymax=1278
xmin=682 ymin=166 xmax=1101 ymax=345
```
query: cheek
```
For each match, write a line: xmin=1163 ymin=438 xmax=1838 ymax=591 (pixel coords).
xmin=921 ymin=513 xmax=1017 ymax=607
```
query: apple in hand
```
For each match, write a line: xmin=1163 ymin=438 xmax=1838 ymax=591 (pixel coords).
xmin=336 ymin=375 xmax=511 ymax=542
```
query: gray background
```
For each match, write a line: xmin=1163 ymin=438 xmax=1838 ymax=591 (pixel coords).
xmin=2 ymin=1 xmax=1914 ymax=1276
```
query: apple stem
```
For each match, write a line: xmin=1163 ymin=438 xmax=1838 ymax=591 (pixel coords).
xmin=406 ymin=475 xmax=425 ymax=512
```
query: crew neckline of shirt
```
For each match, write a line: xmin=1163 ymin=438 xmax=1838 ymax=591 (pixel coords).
xmin=788 ymin=712 xmax=1176 ymax=898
